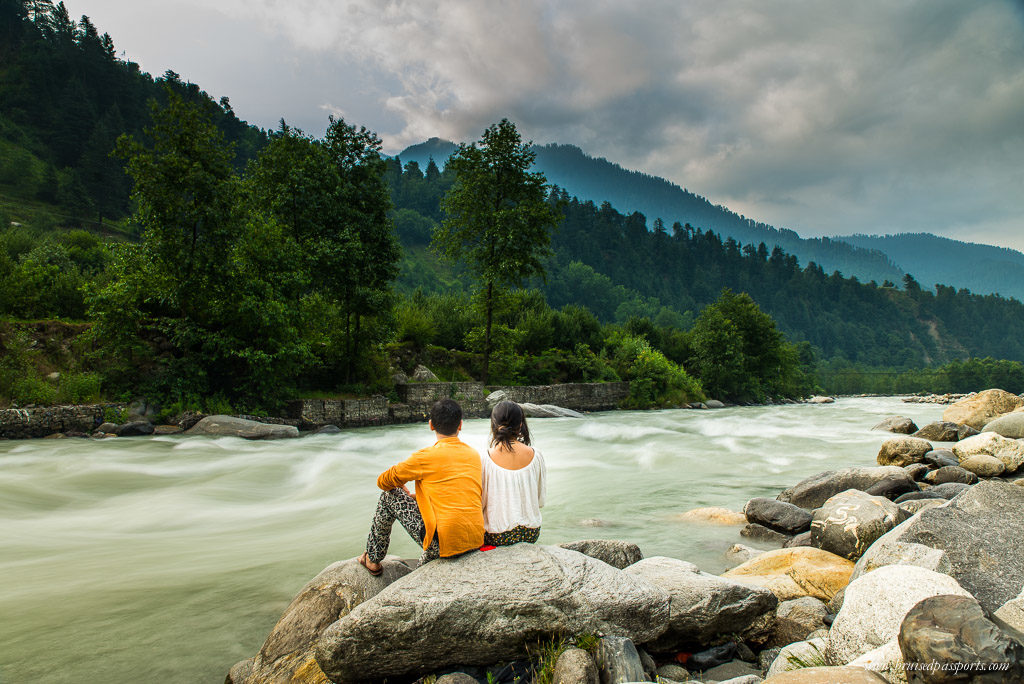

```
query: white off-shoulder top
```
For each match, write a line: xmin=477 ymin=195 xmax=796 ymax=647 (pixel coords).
xmin=480 ymin=447 xmax=546 ymax=533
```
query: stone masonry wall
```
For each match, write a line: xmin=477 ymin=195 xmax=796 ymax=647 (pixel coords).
xmin=485 ymin=382 xmax=630 ymax=412
xmin=0 ymin=405 xmax=110 ymax=439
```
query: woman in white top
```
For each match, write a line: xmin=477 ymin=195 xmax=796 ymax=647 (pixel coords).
xmin=481 ymin=400 xmax=546 ymax=547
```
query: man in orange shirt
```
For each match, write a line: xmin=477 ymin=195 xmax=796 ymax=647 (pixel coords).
xmin=358 ymin=398 xmax=485 ymax=573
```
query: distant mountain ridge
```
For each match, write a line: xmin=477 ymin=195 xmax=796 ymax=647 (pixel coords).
xmin=397 ymin=138 xmax=1024 ymax=302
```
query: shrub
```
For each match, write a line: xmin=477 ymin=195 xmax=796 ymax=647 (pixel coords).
xmin=11 ymin=376 xmax=56 ymax=405
xmin=57 ymin=372 xmax=102 ymax=404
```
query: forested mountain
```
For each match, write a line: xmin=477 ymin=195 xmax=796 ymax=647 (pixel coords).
xmin=399 ymin=140 xmax=1024 ymax=303
xmin=837 ymin=233 xmax=1024 ymax=302
xmin=386 ymin=161 xmax=1024 ymax=368
xmin=0 ymin=0 xmax=266 ymax=226
xmin=398 ymin=139 xmax=905 ymax=286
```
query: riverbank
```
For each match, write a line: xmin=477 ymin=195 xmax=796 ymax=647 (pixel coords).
xmin=0 ymin=397 xmax=959 ymax=682
xmin=229 ymin=389 xmax=1024 ymax=683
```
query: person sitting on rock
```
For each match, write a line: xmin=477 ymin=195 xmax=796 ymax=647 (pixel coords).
xmin=359 ymin=398 xmax=485 ymax=574
xmin=481 ymin=400 xmax=547 ymax=547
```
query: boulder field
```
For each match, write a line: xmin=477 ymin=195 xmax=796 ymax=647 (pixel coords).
xmin=229 ymin=390 xmax=1024 ymax=683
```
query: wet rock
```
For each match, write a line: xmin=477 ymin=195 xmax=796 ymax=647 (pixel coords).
xmin=942 ymin=389 xmax=1024 ymax=430
xmin=741 ymin=523 xmax=791 ymax=544
xmin=783 ymin=531 xmax=813 ymax=548
xmin=706 ymin=399 xmax=727 ymax=408
xmin=153 ymin=424 xmax=183 ymax=435
xmin=877 ymin=437 xmax=933 ymax=467
xmin=899 ymin=594 xmax=1024 ymax=683
xmin=97 ymin=421 xmax=116 ymax=433
xmin=557 ymin=539 xmax=643 ymax=569
xmin=895 ymin=482 xmax=970 ymax=502
xmin=864 ymin=473 xmax=921 ymax=500
xmin=594 ymin=636 xmax=644 ymax=684
xmin=436 ymin=674 xmax=478 ymax=684
xmin=874 ymin=416 xmax=918 ymax=434
xmin=953 ymin=432 xmax=1024 ymax=474
xmin=625 ymin=556 xmax=777 ymax=651
xmin=912 ymin=421 xmax=963 ymax=442
xmin=807 ymin=396 xmax=834 ymax=404
xmin=769 ymin=597 xmax=829 ymax=648
xmin=678 ymin=506 xmax=747 ymax=525
xmin=553 ymin=647 xmax=598 ymax=684
xmin=312 ymin=424 xmax=342 ymax=434
xmin=315 ymin=545 xmax=670 ymax=682
xmin=810 ymin=490 xmax=902 ymax=560
xmin=186 ymin=415 xmax=299 ymax=440
xmin=744 ymin=498 xmax=813 ymax=535
xmin=520 ymin=403 xmax=585 ymax=418
xmin=903 ymin=463 xmax=930 ymax=481
xmin=114 ymin=420 xmax=154 ymax=437
xmin=958 ymin=454 xmax=1006 ymax=478
xmin=725 ymin=544 xmax=765 ymax=567
xmin=688 ymin=641 xmax=737 ymax=670
xmin=924 ymin=465 xmax=979 ymax=485
xmin=923 ymin=449 xmax=958 ymax=469
xmin=721 ymin=547 xmax=854 ymax=602
xmin=825 ymin=565 xmax=973 ymax=667
xmin=777 ymin=466 xmax=915 ymax=509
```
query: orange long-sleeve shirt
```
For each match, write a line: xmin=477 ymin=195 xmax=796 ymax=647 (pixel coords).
xmin=376 ymin=435 xmax=485 ymax=557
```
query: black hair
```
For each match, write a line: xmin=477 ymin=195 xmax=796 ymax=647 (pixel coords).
xmin=489 ymin=400 xmax=531 ymax=450
xmin=430 ymin=398 xmax=462 ymax=436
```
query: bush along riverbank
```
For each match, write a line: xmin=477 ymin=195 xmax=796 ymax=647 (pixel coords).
xmin=227 ymin=388 xmax=1024 ymax=684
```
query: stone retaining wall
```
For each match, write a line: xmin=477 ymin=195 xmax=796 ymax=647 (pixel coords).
xmin=0 ymin=404 xmax=115 ymax=439
xmin=285 ymin=397 xmax=390 ymax=428
xmin=397 ymin=382 xmax=489 ymax=418
xmin=485 ymin=382 xmax=630 ymax=412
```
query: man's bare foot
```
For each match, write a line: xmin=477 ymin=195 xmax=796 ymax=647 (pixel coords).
xmin=358 ymin=552 xmax=383 ymax=576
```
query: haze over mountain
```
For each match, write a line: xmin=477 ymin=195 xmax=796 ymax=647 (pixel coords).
xmin=398 ymin=138 xmax=1024 ymax=302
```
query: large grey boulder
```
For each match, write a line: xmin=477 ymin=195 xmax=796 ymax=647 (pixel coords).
xmin=777 ymin=467 xmax=914 ymax=509
xmin=186 ymin=415 xmax=298 ymax=440
xmin=520 ymin=402 xmax=585 ymax=418
xmin=410 ymin=364 xmax=440 ymax=382
xmin=899 ymin=594 xmax=1024 ymax=683
xmin=873 ymin=416 xmax=918 ymax=434
xmin=234 ymin=555 xmax=412 ymax=683
xmin=911 ymin=421 xmax=963 ymax=442
xmin=854 ymin=480 xmax=1024 ymax=612
xmin=114 ymin=420 xmax=155 ymax=437
xmin=825 ymin=565 xmax=972 ymax=667
xmin=625 ymin=556 xmax=777 ymax=652
xmin=315 ymin=545 xmax=670 ymax=682
xmin=864 ymin=473 xmax=920 ymax=500
xmin=741 ymin=522 xmax=791 ymax=544
xmin=558 ymin=539 xmax=643 ymax=569
xmin=982 ymin=411 xmax=1024 ymax=439
xmin=744 ymin=498 xmax=813 ymax=535
xmin=952 ymin=432 xmax=1024 ymax=473
xmin=877 ymin=437 xmax=933 ymax=467
xmin=595 ymin=636 xmax=645 ymax=684
xmin=810 ymin=490 xmax=902 ymax=560
xmin=942 ymin=389 xmax=1024 ymax=430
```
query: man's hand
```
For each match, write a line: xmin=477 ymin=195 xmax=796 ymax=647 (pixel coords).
xmin=401 ymin=484 xmax=416 ymax=500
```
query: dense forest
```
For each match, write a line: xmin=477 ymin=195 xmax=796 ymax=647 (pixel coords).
xmin=3 ymin=1 xmax=1024 ymax=417
xmin=0 ymin=0 xmax=266 ymax=226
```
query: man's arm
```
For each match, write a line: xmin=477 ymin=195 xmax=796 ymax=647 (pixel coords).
xmin=377 ymin=451 xmax=427 ymax=491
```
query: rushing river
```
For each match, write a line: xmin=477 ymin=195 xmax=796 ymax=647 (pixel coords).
xmin=0 ymin=397 xmax=944 ymax=683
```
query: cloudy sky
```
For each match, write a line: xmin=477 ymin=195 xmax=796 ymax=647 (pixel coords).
xmin=64 ymin=1 xmax=1024 ymax=249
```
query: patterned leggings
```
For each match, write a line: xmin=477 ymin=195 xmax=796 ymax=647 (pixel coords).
xmin=365 ymin=488 xmax=440 ymax=566
xmin=484 ymin=525 xmax=540 ymax=547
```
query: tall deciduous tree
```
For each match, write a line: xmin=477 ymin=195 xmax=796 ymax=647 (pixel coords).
xmin=436 ymin=119 xmax=561 ymax=382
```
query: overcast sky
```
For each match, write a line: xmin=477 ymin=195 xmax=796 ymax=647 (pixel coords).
xmin=63 ymin=1 xmax=1024 ymax=250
